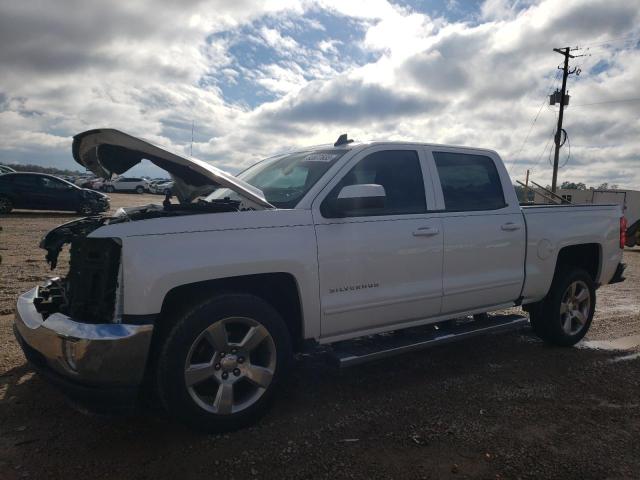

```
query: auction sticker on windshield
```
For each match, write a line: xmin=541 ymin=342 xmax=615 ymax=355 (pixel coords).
xmin=302 ymin=153 xmax=338 ymax=162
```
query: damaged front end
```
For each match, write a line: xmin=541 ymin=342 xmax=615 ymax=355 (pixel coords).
xmin=37 ymin=217 xmax=122 ymax=324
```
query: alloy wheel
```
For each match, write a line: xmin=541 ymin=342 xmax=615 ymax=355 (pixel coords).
xmin=560 ymin=280 xmax=591 ymax=335
xmin=184 ymin=317 xmax=276 ymax=415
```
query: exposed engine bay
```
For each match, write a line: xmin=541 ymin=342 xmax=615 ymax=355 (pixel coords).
xmin=36 ymin=197 xmax=242 ymax=323
xmin=40 ymin=197 xmax=241 ymax=269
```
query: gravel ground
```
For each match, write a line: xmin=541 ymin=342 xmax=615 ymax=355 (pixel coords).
xmin=1 ymin=195 xmax=639 ymax=479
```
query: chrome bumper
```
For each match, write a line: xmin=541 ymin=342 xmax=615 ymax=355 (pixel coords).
xmin=14 ymin=287 xmax=153 ymax=386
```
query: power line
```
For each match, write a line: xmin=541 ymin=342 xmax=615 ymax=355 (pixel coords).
xmin=578 ymin=32 xmax=640 ymax=50
xmin=570 ymin=97 xmax=640 ymax=108
xmin=508 ymin=70 xmax=561 ymax=175
xmin=531 ymin=121 xmax=557 ymax=172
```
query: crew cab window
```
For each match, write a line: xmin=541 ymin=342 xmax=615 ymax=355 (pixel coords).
xmin=322 ymin=150 xmax=426 ymax=217
xmin=433 ymin=152 xmax=505 ymax=211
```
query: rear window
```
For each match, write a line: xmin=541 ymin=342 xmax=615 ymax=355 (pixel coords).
xmin=433 ymin=152 xmax=506 ymax=211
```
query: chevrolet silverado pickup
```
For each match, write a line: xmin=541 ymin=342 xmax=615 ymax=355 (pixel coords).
xmin=14 ymin=129 xmax=626 ymax=432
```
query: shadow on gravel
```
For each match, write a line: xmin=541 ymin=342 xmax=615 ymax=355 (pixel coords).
xmin=2 ymin=329 xmax=639 ymax=479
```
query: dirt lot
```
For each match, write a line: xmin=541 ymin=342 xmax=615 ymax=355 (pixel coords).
xmin=1 ymin=194 xmax=639 ymax=479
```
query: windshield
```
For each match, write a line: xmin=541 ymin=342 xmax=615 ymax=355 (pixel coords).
xmin=207 ymin=149 xmax=347 ymax=208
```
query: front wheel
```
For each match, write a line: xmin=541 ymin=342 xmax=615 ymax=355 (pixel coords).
xmin=135 ymin=186 xmax=145 ymax=194
xmin=156 ymin=293 xmax=292 ymax=433
xmin=77 ymin=202 xmax=94 ymax=215
xmin=529 ymin=268 xmax=595 ymax=346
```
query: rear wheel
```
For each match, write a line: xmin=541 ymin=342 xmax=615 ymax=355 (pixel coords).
xmin=157 ymin=293 xmax=292 ymax=433
xmin=105 ymin=185 xmax=115 ymax=193
xmin=529 ymin=268 xmax=595 ymax=346
xmin=0 ymin=196 xmax=12 ymax=213
xmin=626 ymin=226 xmax=638 ymax=247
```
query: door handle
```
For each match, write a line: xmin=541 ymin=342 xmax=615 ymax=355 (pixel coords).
xmin=501 ymin=222 xmax=521 ymax=231
xmin=413 ymin=227 xmax=440 ymax=237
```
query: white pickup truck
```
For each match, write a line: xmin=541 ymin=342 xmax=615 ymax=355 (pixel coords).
xmin=14 ymin=129 xmax=626 ymax=432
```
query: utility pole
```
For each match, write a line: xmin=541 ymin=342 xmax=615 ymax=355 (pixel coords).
xmin=550 ymin=46 xmax=582 ymax=193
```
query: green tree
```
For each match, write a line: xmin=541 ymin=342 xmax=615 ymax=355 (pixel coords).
xmin=560 ymin=181 xmax=586 ymax=190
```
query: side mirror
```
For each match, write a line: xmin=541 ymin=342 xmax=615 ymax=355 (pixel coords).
xmin=332 ymin=184 xmax=386 ymax=215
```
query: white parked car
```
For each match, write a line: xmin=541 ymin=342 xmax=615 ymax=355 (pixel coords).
xmin=103 ymin=176 xmax=149 ymax=193
xmin=15 ymin=129 xmax=626 ymax=433
xmin=149 ymin=180 xmax=174 ymax=195
xmin=74 ymin=176 xmax=94 ymax=187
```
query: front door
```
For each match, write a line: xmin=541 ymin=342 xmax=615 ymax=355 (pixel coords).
xmin=38 ymin=176 xmax=78 ymax=211
xmin=313 ymin=147 xmax=443 ymax=339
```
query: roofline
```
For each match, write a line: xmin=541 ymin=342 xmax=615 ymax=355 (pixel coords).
xmin=0 ymin=171 xmax=64 ymax=177
xmin=346 ymin=141 xmax=500 ymax=155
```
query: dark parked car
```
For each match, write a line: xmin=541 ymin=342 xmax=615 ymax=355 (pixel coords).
xmin=0 ymin=172 xmax=110 ymax=214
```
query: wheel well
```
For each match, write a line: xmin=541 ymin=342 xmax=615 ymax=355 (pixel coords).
xmin=153 ymin=273 xmax=304 ymax=352
xmin=555 ymin=243 xmax=601 ymax=282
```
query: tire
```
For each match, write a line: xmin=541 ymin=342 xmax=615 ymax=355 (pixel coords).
xmin=626 ymin=226 xmax=637 ymax=248
xmin=105 ymin=185 xmax=115 ymax=193
xmin=156 ymin=293 xmax=292 ymax=433
xmin=77 ymin=203 xmax=94 ymax=215
xmin=135 ymin=186 xmax=145 ymax=194
xmin=529 ymin=268 xmax=595 ymax=346
xmin=0 ymin=196 xmax=12 ymax=214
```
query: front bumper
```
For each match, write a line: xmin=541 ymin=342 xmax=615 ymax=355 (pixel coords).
xmin=95 ymin=197 xmax=110 ymax=212
xmin=14 ymin=286 xmax=153 ymax=410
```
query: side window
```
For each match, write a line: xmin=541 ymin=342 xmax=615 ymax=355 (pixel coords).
xmin=322 ymin=150 xmax=426 ymax=217
xmin=41 ymin=177 xmax=69 ymax=190
xmin=433 ymin=152 xmax=506 ymax=211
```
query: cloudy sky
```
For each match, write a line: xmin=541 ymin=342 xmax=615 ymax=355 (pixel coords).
xmin=0 ymin=0 xmax=638 ymax=187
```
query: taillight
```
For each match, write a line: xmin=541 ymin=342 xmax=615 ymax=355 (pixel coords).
xmin=620 ymin=216 xmax=627 ymax=249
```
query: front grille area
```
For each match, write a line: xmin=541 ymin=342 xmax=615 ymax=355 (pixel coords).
xmin=66 ymin=238 xmax=121 ymax=323
xmin=34 ymin=238 xmax=121 ymax=324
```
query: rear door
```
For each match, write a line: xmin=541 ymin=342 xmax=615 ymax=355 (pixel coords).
xmin=9 ymin=174 xmax=41 ymax=208
xmin=312 ymin=145 xmax=443 ymax=339
xmin=425 ymin=148 xmax=526 ymax=314
xmin=115 ymin=178 xmax=135 ymax=191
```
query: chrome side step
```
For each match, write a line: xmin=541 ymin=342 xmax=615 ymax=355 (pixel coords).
xmin=327 ymin=314 xmax=529 ymax=368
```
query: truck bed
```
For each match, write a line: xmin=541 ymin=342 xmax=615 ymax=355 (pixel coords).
xmin=520 ymin=203 xmax=623 ymax=304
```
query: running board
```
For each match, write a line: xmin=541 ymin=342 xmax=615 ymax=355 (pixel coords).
xmin=327 ymin=314 xmax=529 ymax=368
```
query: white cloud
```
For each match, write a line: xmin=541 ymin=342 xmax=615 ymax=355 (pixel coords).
xmin=0 ymin=0 xmax=639 ymax=189
xmin=259 ymin=26 xmax=300 ymax=52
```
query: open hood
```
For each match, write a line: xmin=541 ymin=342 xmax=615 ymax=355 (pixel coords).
xmin=72 ymin=129 xmax=273 ymax=208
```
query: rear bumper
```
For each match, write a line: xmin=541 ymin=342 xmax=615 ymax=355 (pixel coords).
xmin=609 ymin=262 xmax=626 ymax=284
xmin=13 ymin=286 xmax=153 ymax=412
